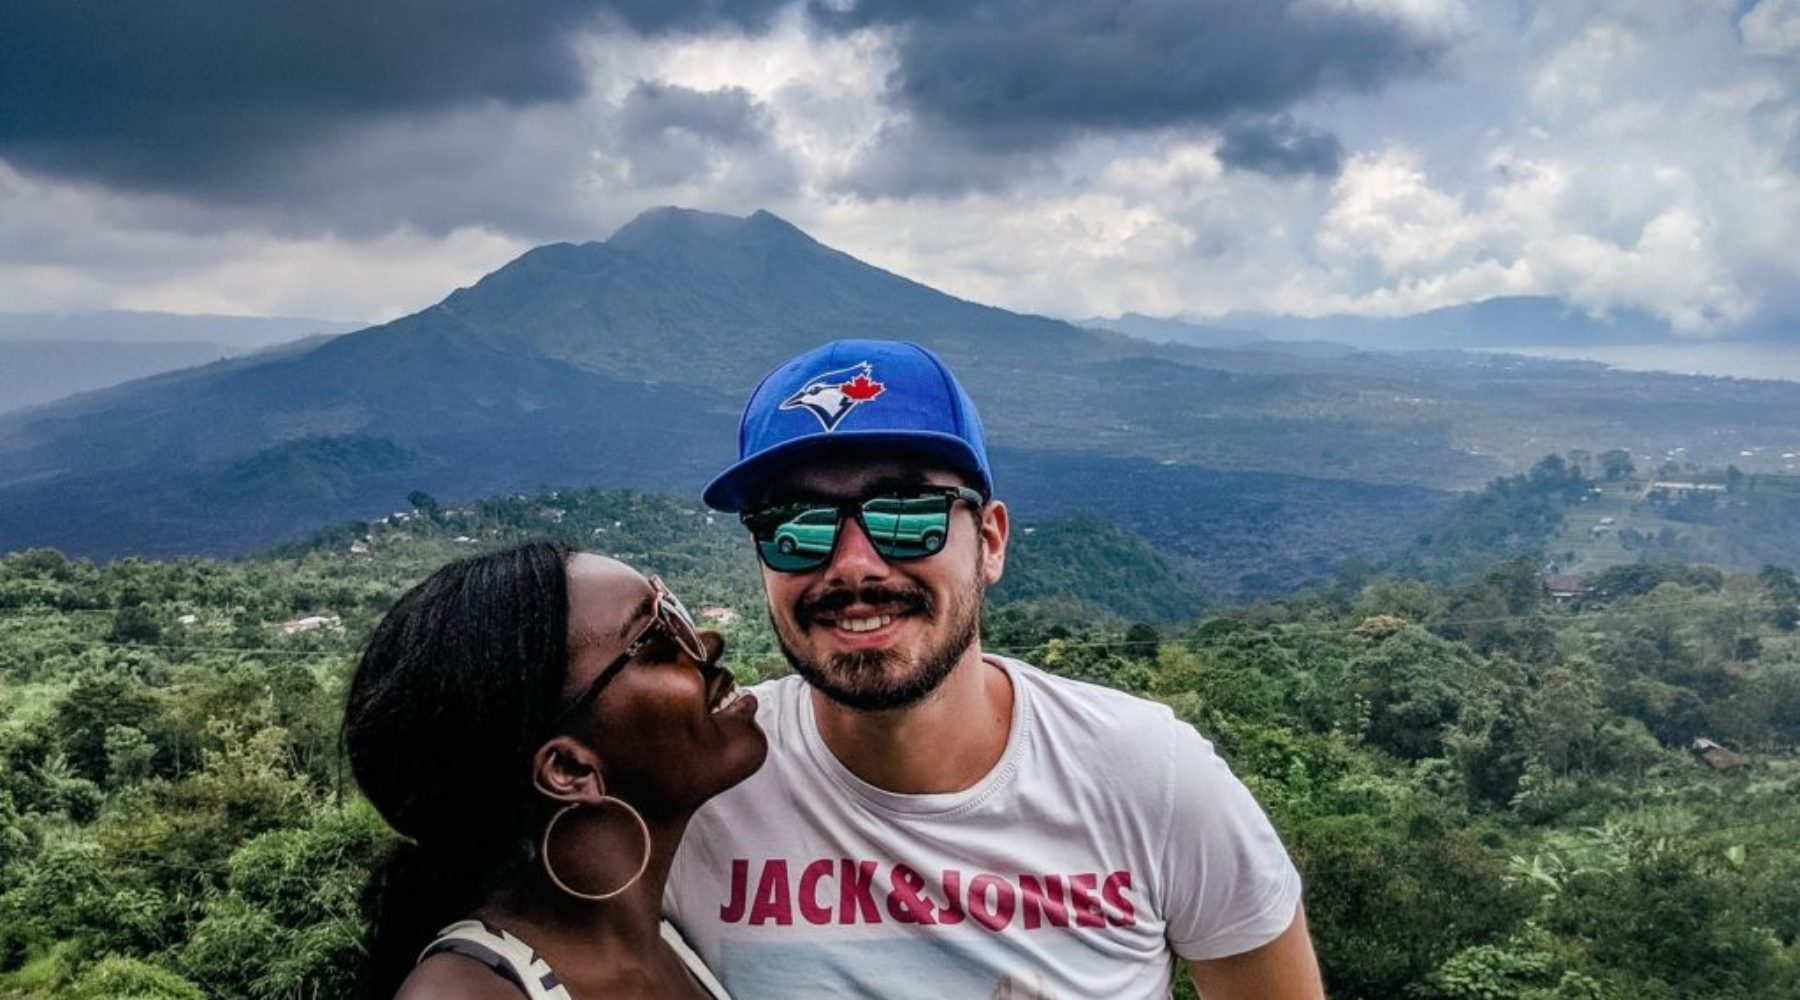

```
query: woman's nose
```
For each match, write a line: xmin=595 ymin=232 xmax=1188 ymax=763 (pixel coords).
xmin=698 ymin=629 xmax=726 ymax=666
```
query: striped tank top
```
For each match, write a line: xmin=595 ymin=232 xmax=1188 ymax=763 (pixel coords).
xmin=419 ymin=919 xmax=730 ymax=999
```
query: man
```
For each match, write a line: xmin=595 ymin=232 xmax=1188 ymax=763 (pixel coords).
xmin=666 ymin=340 xmax=1324 ymax=999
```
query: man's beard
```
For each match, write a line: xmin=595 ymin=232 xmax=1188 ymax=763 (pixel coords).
xmin=773 ymin=575 xmax=983 ymax=712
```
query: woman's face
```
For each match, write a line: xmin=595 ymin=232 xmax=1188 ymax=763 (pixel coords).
xmin=559 ymin=554 xmax=766 ymax=813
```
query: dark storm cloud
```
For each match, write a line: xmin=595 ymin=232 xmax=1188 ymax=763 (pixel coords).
xmin=1216 ymin=117 xmax=1344 ymax=178
xmin=2 ymin=0 xmax=1445 ymax=217
xmin=0 ymin=0 xmax=790 ymax=194
xmin=620 ymin=83 xmax=773 ymax=148
xmin=617 ymin=83 xmax=781 ymax=186
xmin=834 ymin=121 xmax=1053 ymax=198
xmin=814 ymin=0 xmax=1444 ymax=149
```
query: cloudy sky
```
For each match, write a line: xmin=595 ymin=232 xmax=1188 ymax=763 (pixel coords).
xmin=4 ymin=0 xmax=1798 ymax=337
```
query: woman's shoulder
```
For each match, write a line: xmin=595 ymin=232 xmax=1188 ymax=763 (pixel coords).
xmin=397 ymin=951 xmax=531 ymax=1000
xmin=399 ymin=919 xmax=566 ymax=1000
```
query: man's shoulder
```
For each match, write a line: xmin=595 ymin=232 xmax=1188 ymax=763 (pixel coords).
xmin=1001 ymin=655 xmax=1186 ymax=731
xmin=999 ymin=655 xmax=1209 ymax=774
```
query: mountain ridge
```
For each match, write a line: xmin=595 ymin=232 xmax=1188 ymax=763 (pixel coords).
xmin=3 ymin=208 xmax=1797 ymax=600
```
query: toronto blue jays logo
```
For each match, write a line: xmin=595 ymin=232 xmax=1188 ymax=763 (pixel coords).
xmin=780 ymin=362 xmax=886 ymax=432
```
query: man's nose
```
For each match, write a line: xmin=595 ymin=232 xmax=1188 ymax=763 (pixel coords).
xmin=823 ymin=515 xmax=892 ymax=586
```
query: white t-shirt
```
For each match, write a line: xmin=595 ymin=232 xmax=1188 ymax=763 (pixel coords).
xmin=665 ymin=656 xmax=1302 ymax=999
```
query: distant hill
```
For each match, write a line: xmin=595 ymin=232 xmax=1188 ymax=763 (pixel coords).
xmin=0 ymin=310 xmax=363 ymax=347
xmin=1082 ymin=312 xmax=1265 ymax=349
xmin=0 ymin=311 xmax=360 ymax=414
xmin=1218 ymin=296 xmax=1675 ymax=350
xmin=1 ymin=340 xmax=235 ymax=413
xmin=3 ymin=209 xmax=1799 ymax=600
xmin=1086 ymin=297 xmax=1674 ymax=352
xmin=1388 ymin=453 xmax=1800 ymax=582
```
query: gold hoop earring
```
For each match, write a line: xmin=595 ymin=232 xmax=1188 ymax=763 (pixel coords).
xmin=540 ymin=794 xmax=651 ymax=901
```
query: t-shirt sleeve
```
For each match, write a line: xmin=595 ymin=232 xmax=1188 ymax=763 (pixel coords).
xmin=1158 ymin=719 xmax=1303 ymax=961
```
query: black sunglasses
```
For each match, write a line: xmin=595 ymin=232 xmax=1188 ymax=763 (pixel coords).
xmin=740 ymin=486 xmax=986 ymax=573
xmin=548 ymin=575 xmax=707 ymax=730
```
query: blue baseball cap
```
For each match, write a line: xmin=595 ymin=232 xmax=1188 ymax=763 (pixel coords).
xmin=703 ymin=340 xmax=993 ymax=512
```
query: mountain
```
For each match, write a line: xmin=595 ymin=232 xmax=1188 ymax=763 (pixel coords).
xmin=2 ymin=208 xmax=1798 ymax=600
xmin=429 ymin=207 xmax=1091 ymax=383
xmin=1082 ymin=312 xmax=1265 ymax=350
xmin=0 ymin=209 xmax=1089 ymax=553
xmin=1218 ymin=296 xmax=1679 ymax=350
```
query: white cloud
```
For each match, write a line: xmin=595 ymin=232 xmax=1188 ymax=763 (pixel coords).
xmin=1306 ymin=141 xmax=1768 ymax=332
xmin=814 ymin=191 xmax=1201 ymax=319
xmin=1320 ymin=150 xmax=1482 ymax=276
xmin=1535 ymin=206 xmax=1750 ymax=331
xmin=1299 ymin=0 xmax=1471 ymax=39
xmin=1742 ymin=0 xmax=1800 ymax=57
xmin=1527 ymin=24 xmax=1647 ymax=116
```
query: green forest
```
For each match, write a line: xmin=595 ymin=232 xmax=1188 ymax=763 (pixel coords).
xmin=1 ymin=484 xmax=1796 ymax=999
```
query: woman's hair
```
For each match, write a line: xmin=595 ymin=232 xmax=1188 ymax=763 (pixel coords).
xmin=344 ymin=540 xmax=575 ymax=998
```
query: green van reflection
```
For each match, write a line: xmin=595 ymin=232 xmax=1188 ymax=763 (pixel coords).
xmin=771 ymin=497 xmax=948 ymax=558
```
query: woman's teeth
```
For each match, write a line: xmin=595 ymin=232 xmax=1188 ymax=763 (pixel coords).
xmin=711 ymin=686 xmax=746 ymax=714
xmin=839 ymin=615 xmax=893 ymax=633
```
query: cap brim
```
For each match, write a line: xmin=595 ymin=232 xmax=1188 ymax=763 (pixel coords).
xmin=703 ymin=430 xmax=991 ymax=512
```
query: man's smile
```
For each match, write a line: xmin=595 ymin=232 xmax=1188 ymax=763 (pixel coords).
xmin=829 ymin=614 xmax=892 ymax=633
xmin=798 ymin=586 xmax=930 ymax=632
xmin=811 ymin=605 xmax=919 ymax=650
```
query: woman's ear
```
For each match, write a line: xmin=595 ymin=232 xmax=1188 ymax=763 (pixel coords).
xmin=531 ymin=737 xmax=606 ymax=804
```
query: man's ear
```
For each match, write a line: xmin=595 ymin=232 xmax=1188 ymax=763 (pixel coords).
xmin=979 ymin=499 xmax=1009 ymax=586
xmin=531 ymin=737 xmax=606 ymax=804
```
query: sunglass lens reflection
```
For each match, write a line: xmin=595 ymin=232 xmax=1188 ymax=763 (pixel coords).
xmin=750 ymin=495 xmax=954 ymax=572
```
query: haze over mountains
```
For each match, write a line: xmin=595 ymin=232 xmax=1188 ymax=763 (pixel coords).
xmin=1089 ymin=296 xmax=1799 ymax=354
xmin=0 ymin=311 xmax=364 ymax=414
xmin=3 ymin=208 xmax=1798 ymax=599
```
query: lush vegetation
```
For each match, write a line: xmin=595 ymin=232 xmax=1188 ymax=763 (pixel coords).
xmin=2 ymin=486 xmax=1796 ymax=999
xmin=997 ymin=447 xmax=1451 ymax=603
xmin=1390 ymin=451 xmax=1800 ymax=588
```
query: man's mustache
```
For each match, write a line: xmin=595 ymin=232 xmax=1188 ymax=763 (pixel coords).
xmin=796 ymin=584 xmax=933 ymax=627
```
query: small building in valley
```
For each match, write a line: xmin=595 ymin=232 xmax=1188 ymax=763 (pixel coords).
xmin=1692 ymin=737 xmax=1749 ymax=771
xmin=279 ymin=614 xmax=342 ymax=636
xmin=1544 ymin=574 xmax=1591 ymax=601
xmin=699 ymin=605 xmax=741 ymax=626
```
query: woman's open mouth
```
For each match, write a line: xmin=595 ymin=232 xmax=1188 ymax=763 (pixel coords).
xmin=711 ymin=686 xmax=748 ymax=714
xmin=708 ymin=672 xmax=751 ymax=715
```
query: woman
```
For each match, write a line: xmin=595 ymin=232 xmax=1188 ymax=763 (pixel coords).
xmin=345 ymin=541 xmax=766 ymax=999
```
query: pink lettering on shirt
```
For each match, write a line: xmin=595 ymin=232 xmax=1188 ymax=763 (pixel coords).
xmin=1102 ymin=871 xmax=1138 ymax=927
xmin=1019 ymin=874 xmax=1069 ymax=929
xmin=748 ymin=859 xmax=792 ymax=926
xmin=715 ymin=859 xmax=1136 ymax=934
xmin=885 ymin=864 xmax=938 ymax=924
xmin=719 ymin=859 xmax=749 ymax=923
xmin=839 ymin=859 xmax=881 ymax=924
xmin=966 ymin=874 xmax=1016 ymax=931
xmin=797 ymin=859 xmax=835 ymax=925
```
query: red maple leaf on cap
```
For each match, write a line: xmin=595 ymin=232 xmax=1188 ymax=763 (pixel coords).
xmin=842 ymin=373 xmax=885 ymax=401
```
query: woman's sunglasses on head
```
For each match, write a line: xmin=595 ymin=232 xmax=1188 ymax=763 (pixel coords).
xmin=550 ymin=575 xmax=706 ymax=730
xmin=739 ymin=486 xmax=986 ymax=573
